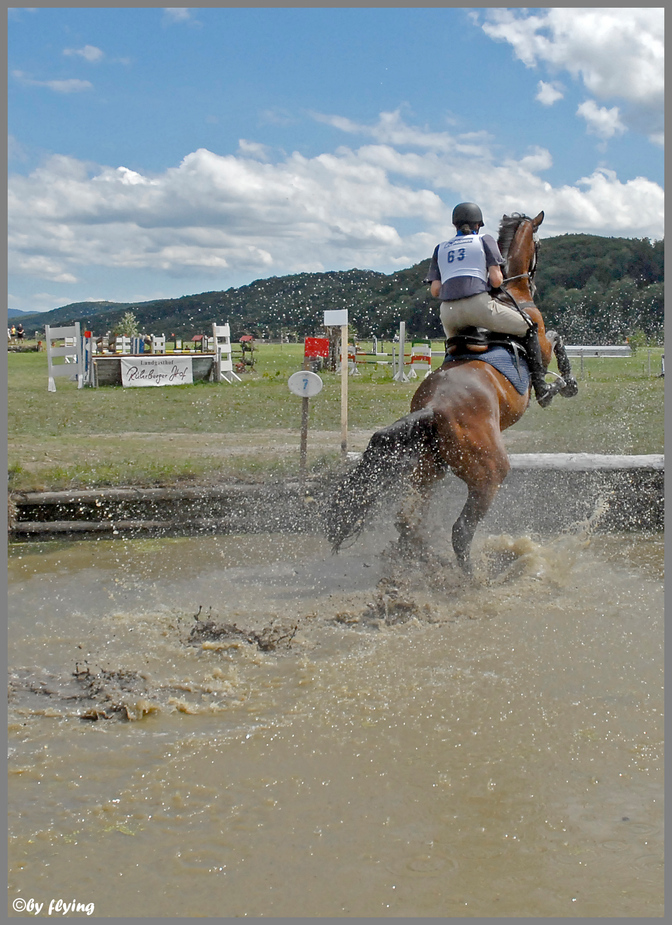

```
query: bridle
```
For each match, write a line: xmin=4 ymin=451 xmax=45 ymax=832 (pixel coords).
xmin=501 ymin=216 xmax=539 ymax=284
xmin=499 ymin=217 xmax=540 ymax=327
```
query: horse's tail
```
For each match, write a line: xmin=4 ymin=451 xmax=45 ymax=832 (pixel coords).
xmin=325 ymin=407 xmax=437 ymax=551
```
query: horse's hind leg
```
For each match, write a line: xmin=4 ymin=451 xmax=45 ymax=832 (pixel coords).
xmin=395 ymin=485 xmax=430 ymax=560
xmin=452 ymin=487 xmax=498 ymax=575
xmin=394 ymin=452 xmax=444 ymax=561
xmin=452 ymin=441 xmax=510 ymax=575
xmin=547 ymin=330 xmax=579 ymax=398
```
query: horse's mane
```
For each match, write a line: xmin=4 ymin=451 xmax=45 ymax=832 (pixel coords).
xmin=497 ymin=213 xmax=529 ymax=261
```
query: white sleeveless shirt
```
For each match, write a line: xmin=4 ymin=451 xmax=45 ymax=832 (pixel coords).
xmin=436 ymin=233 xmax=488 ymax=285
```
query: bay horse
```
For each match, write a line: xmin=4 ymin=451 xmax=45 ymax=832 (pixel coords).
xmin=325 ymin=211 xmax=578 ymax=574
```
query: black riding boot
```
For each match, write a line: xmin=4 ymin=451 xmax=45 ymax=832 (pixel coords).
xmin=522 ymin=324 xmax=566 ymax=408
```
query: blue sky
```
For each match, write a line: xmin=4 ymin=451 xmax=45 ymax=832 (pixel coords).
xmin=8 ymin=6 xmax=664 ymax=313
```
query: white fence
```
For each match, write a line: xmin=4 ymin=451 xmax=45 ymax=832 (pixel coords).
xmin=45 ymin=323 xmax=87 ymax=391
xmin=212 ymin=323 xmax=241 ymax=384
xmin=564 ymin=345 xmax=632 ymax=357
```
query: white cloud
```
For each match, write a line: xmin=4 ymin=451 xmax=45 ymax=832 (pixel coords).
xmin=14 ymin=255 xmax=78 ymax=284
xmin=45 ymin=78 xmax=93 ymax=94
xmin=163 ymin=8 xmax=197 ymax=25
xmin=312 ymin=108 xmax=481 ymax=154
xmin=237 ymin=139 xmax=273 ymax=161
xmin=112 ymin=166 xmax=154 ymax=186
xmin=8 ymin=134 xmax=28 ymax=162
xmin=480 ymin=8 xmax=663 ymax=141
xmin=8 ymin=8 xmax=37 ymax=20
xmin=12 ymin=70 xmax=92 ymax=93
xmin=536 ymin=80 xmax=564 ymax=106
xmin=259 ymin=108 xmax=299 ymax=127
xmin=164 ymin=8 xmax=190 ymax=21
xmin=577 ymin=100 xmax=626 ymax=140
xmin=63 ymin=45 xmax=104 ymax=62
xmin=8 ymin=112 xmax=663 ymax=296
xmin=510 ymin=147 xmax=554 ymax=175
xmin=568 ymin=168 xmax=663 ymax=233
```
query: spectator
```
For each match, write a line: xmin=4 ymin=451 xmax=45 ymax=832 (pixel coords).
xmin=16 ymin=323 xmax=24 ymax=341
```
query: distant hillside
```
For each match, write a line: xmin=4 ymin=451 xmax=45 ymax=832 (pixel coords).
xmin=17 ymin=300 xmax=135 ymax=325
xmin=17 ymin=233 xmax=663 ymax=344
xmin=534 ymin=234 xmax=663 ymax=343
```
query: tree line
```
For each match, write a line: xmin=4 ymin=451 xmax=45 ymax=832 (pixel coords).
xmin=532 ymin=233 xmax=663 ymax=345
xmin=22 ymin=233 xmax=663 ymax=345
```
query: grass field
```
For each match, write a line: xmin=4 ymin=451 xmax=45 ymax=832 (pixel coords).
xmin=7 ymin=341 xmax=664 ymax=492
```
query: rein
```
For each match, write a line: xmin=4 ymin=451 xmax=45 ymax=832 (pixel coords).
xmin=501 ymin=272 xmax=529 ymax=284
xmin=497 ymin=287 xmax=535 ymax=328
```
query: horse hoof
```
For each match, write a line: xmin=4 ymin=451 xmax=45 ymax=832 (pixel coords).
xmin=454 ymin=552 xmax=473 ymax=576
xmin=559 ymin=376 xmax=579 ymax=398
xmin=536 ymin=377 xmax=566 ymax=408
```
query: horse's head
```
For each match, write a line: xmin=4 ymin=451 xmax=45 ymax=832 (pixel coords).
xmin=498 ymin=211 xmax=543 ymax=289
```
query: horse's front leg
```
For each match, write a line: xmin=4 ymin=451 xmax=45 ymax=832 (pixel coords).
xmin=546 ymin=330 xmax=579 ymax=398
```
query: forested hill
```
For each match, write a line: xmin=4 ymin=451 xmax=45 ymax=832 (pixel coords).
xmin=533 ymin=234 xmax=663 ymax=343
xmin=19 ymin=233 xmax=663 ymax=344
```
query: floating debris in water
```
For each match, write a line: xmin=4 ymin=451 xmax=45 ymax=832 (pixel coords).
xmin=333 ymin=575 xmax=438 ymax=628
xmin=73 ymin=664 xmax=157 ymax=721
xmin=188 ymin=605 xmax=299 ymax=651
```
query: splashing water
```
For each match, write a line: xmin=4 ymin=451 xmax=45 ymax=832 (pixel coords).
xmin=8 ymin=520 xmax=663 ymax=918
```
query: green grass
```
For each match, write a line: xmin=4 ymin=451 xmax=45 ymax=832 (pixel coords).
xmin=7 ymin=342 xmax=664 ymax=491
xmin=7 ymin=344 xmax=409 ymax=435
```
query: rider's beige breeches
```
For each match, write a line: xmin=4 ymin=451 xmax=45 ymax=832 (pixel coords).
xmin=440 ymin=292 xmax=529 ymax=340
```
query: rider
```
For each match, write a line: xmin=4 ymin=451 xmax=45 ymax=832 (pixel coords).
xmin=426 ymin=201 xmax=564 ymax=407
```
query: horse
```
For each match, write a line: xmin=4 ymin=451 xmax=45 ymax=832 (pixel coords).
xmin=325 ymin=211 xmax=578 ymax=574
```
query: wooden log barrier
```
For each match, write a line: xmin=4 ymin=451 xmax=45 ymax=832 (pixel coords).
xmin=459 ymin=454 xmax=664 ymax=535
xmin=8 ymin=455 xmax=663 ymax=538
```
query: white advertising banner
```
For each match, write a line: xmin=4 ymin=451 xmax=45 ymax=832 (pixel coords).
xmin=120 ymin=355 xmax=194 ymax=387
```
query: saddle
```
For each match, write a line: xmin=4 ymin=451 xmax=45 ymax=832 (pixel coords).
xmin=445 ymin=326 xmax=527 ymax=358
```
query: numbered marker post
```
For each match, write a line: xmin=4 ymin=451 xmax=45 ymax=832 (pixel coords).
xmin=324 ymin=309 xmax=349 ymax=458
xmin=288 ymin=371 xmax=323 ymax=491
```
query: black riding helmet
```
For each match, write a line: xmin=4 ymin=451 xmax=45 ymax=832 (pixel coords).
xmin=452 ymin=202 xmax=484 ymax=230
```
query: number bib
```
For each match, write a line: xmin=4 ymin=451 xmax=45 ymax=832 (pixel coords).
xmin=437 ymin=234 xmax=488 ymax=284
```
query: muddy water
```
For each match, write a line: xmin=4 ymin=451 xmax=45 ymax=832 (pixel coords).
xmin=8 ymin=523 xmax=663 ymax=918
